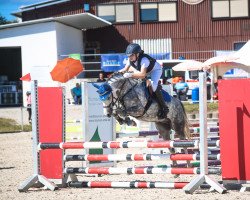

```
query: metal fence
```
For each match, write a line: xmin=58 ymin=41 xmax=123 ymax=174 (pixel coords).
xmin=59 ymin=50 xmax=216 ymax=78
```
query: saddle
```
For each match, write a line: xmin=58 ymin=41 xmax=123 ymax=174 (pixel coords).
xmin=130 ymin=80 xmax=171 ymax=117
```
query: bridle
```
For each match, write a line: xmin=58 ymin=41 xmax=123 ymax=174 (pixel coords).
xmin=103 ymin=80 xmax=126 ymax=114
xmin=103 ymin=92 xmax=119 ymax=114
xmin=103 ymin=78 xmax=143 ymax=117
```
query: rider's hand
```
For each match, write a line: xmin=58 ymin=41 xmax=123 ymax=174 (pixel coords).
xmin=123 ymin=72 xmax=133 ymax=78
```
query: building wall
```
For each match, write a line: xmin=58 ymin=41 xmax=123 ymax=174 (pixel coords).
xmin=85 ymin=0 xmax=250 ymax=60
xmin=0 ymin=22 xmax=58 ymax=104
xmin=21 ymin=0 xmax=250 ymax=60
xmin=55 ymin=23 xmax=84 ymax=57
xmin=55 ymin=23 xmax=84 ymax=100
xmin=0 ymin=21 xmax=85 ymax=104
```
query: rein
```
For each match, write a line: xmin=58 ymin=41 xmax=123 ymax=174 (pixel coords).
xmin=121 ymin=78 xmax=153 ymax=118
xmin=104 ymin=78 xmax=127 ymax=114
xmin=108 ymin=77 xmax=150 ymax=118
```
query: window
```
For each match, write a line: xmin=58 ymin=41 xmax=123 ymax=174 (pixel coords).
xmin=158 ymin=2 xmax=177 ymax=21
xmin=234 ymin=42 xmax=246 ymax=51
xmin=97 ymin=5 xmax=115 ymax=22
xmin=211 ymin=0 xmax=249 ymax=19
xmin=140 ymin=2 xmax=177 ymax=22
xmin=140 ymin=3 xmax=158 ymax=22
xmin=97 ymin=4 xmax=134 ymax=23
xmin=116 ymin=4 xmax=134 ymax=22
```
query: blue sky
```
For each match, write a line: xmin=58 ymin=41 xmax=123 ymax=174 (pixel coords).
xmin=0 ymin=0 xmax=42 ymax=20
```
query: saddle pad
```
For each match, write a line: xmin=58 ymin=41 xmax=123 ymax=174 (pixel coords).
xmin=142 ymin=81 xmax=150 ymax=99
xmin=162 ymin=90 xmax=171 ymax=102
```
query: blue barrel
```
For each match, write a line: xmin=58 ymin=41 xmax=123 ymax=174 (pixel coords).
xmin=192 ymin=87 xmax=199 ymax=103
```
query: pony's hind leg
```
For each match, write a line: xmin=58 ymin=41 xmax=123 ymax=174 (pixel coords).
xmin=172 ymin=119 xmax=186 ymax=140
xmin=172 ymin=121 xmax=191 ymax=168
xmin=155 ymin=122 xmax=180 ymax=171
xmin=154 ymin=121 xmax=171 ymax=140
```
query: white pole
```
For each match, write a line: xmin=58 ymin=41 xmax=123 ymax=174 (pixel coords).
xmin=199 ymin=72 xmax=208 ymax=175
xmin=20 ymin=106 xmax=24 ymax=131
xmin=183 ymin=72 xmax=226 ymax=194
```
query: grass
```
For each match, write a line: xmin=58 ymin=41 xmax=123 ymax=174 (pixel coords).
xmin=0 ymin=118 xmax=32 ymax=133
xmin=0 ymin=101 xmax=218 ymax=133
xmin=183 ymin=102 xmax=218 ymax=114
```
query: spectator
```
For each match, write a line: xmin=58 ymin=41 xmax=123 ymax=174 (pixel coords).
xmin=172 ymin=76 xmax=182 ymax=84
xmin=26 ymin=91 xmax=32 ymax=123
xmin=174 ymin=77 xmax=189 ymax=101
xmin=207 ymin=77 xmax=212 ymax=100
xmin=213 ymin=76 xmax=222 ymax=100
xmin=71 ymin=83 xmax=82 ymax=104
xmin=97 ymin=72 xmax=106 ymax=82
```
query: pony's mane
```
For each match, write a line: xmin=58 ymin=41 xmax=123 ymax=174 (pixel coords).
xmin=106 ymin=72 xmax=127 ymax=85
xmin=106 ymin=72 xmax=143 ymax=86
xmin=107 ymin=72 xmax=124 ymax=81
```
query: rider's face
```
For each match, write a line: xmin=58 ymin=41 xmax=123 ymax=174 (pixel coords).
xmin=128 ymin=54 xmax=137 ymax=62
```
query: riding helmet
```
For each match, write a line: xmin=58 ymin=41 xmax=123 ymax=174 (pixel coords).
xmin=125 ymin=43 xmax=142 ymax=56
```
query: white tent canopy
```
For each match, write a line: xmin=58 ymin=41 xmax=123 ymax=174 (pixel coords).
xmin=203 ymin=40 xmax=250 ymax=78
xmin=172 ymin=60 xmax=204 ymax=71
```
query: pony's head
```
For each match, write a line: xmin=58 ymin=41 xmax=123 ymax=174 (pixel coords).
xmin=93 ymin=72 xmax=138 ymax=118
xmin=92 ymin=82 xmax=113 ymax=117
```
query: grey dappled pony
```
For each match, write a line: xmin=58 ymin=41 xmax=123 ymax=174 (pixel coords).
xmin=93 ymin=72 xmax=190 ymax=141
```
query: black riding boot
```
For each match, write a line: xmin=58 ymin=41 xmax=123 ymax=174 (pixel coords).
xmin=154 ymin=86 xmax=169 ymax=119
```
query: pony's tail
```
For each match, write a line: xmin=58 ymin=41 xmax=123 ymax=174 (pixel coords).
xmin=180 ymin=102 xmax=191 ymax=139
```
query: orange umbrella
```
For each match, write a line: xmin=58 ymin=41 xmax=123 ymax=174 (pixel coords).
xmin=50 ymin=58 xmax=84 ymax=83
xmin=20 ymin=73 xmax=31 ymax=81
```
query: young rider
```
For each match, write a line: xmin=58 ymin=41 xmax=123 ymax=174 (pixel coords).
xmin=119 ymin=43 xmax=169 ymax=119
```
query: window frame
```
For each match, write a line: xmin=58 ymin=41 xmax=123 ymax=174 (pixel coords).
xmin=233 ymin=41 xmax=247 ymax=51
xmin=211 ymin=0 xmax=250 ymax=20
xmin=140 ymin=2 xmax=158 ymax=23
xmin=97 ymin=3 xmax=135 ymax=24
xmin=139 ymin=1 xmax=178 ymax=23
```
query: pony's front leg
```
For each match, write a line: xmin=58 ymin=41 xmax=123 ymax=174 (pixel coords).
xmin=179 ymin=135 xmax=191 ymax=168
xmin=124 ymin=117 xmax=137 ymax=126
xmin=115 ymin=108 xmax=137 ymax=126
xmin=114 ymin=115 xmax=126 ymax=125
xmin=114 ymin=115 xmax=137 ymax=127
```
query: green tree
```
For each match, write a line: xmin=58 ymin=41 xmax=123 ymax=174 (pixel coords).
xmin=0 ymin=14 xmax=18 ymax=25
xmin=0 ymin=14 xmax=8 ymax=25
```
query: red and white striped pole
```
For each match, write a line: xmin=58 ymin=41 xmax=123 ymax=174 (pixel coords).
xmin=64 ymin=153 xmax=220 ymax=162
xmin=64 ymin=166 xmax=221 ymax=175
xmin=38 ymin=140 xmax=220 ymax=150
xmin=68 ymin=181 xmax=188 ymax=189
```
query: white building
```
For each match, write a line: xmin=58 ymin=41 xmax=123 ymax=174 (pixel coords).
xmin=0 ymin=13 xmax=111 ymax=105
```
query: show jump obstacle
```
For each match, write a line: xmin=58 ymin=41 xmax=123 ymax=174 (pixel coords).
xmin=219 ymin=79 xmax=250 ymax=192
xmin=19 ymin=73 xmax=229 ymax=193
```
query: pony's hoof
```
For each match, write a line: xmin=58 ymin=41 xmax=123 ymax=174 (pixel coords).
xmin=131 ymin=120 xmax=137 ymax=126
xmin=174 ymin=174 xmax=180 ymax=178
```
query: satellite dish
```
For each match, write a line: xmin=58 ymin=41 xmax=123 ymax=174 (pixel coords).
xmin=182 ymin=0 xmax=204 ymax=5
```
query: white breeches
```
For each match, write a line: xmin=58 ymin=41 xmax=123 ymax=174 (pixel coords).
xmin=150 ymin=68 xmax=162 ymax=92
